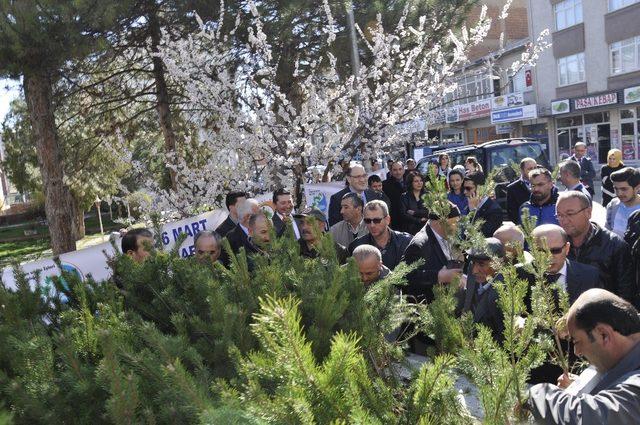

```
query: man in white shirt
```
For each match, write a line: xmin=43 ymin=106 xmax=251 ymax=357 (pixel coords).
xmin=272 ymin=188 xmax=301 ymax=239
xmin=605 ymin=167 xmax=640 ymax=238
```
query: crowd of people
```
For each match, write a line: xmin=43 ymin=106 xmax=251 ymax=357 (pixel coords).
xmin=119 ymin=142 xmax=640 ymax=423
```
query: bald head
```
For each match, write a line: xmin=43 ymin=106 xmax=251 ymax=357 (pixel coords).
xmin=493 ymin=223 xmax=525 ymax=247
xmin=532 ymin=224 xmax=569 ymax=274
xmin=532 ymin=224 xmax=568 ymax=245
xmin=493 ymin=223 xmax=524 ymax=260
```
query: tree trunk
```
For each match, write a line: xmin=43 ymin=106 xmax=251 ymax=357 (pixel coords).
xmin=72 ymin=198 xmax=86 ymax=241
xmin=149 ymin=9 xmax=178 ymax=191
xmin=24 ymin=71 xmax=76 ymax=255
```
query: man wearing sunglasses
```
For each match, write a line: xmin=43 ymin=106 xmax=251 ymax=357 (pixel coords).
xmin=556 ymin=191 xmax=636 ymax=307
xmin=328 ymin=164 xmax=386 ymax=227
xmin=348 ymin=200 xmax=411 ymax=271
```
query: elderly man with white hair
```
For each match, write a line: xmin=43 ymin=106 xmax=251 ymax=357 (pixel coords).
xmin=493 ymin=223 xmax=533 ymax=264
xmin=352 ymin=244 xmax=390 ymax=287
xmin=225 ymin=198 xmax=261 ymax=255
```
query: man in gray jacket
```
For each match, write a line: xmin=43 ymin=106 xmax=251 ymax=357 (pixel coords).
xmin=528 ymin=288 xmax=640 ymax=424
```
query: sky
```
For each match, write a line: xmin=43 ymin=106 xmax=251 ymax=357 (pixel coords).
xmin=0 ymin=78 xmax=22 ymax=123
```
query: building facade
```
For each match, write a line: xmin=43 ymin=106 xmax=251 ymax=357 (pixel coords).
xmin=425 ymin=0 xmax=552 ymax=157
xmin=529 ymin=0 xmax=640 ymax=166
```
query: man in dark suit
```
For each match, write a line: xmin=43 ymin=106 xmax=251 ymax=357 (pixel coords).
xmin=328 ymin=164 xmax=385 ymax=227
xmin=401 ymin=203 xmax=462 ymax=304
xmin=464 ymin=172 xmax=503 ymax=237
xmin=215 ymin=191 xmax=247 ymax=237
xmin=506 ymin=158 xmax=537 ymax=224
xmin=457 ymin=237 xmax=507 ymax=342
xmin=523 ymin=224 xmax=602 ymax=385
xmin=528 ymin=224 xmax=602 ymax=304
xmin=271 ymin=188 xmax=300 ymax=239
xmin=569 ymin=141 xmax=596 ymax=197
xmin=382 ymin=161 xmax=406 ymax=231
xmin=224 ymin=198 xmax=261 ymax=256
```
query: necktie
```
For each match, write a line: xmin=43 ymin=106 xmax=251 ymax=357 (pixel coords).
xmin=545 ymin=273 xmax=561 ymax=284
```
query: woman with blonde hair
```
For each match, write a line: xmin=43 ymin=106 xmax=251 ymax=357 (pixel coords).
xmin=601 ymin=149 xmax=624 ymax=207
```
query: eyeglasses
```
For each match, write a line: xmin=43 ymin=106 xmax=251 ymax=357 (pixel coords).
xmin=350 ymin=174 xmax=368 ymax=179
xmin=548 ymin=246 xmax=565 ymax=255
xmin=364 ymin=217 xmax=385 ymax=224
xmin=463 ymin=186 xmax=475 ymax=192
xmin=555 ymin=207 xmax=588 ymax=220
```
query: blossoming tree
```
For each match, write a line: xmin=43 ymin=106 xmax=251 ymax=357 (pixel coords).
xmin=139 ymin=0 xmax=548 ymax=216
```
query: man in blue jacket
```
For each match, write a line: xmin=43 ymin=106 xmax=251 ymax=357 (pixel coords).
xmin=520 ymin=167 xmax=559 ymax=227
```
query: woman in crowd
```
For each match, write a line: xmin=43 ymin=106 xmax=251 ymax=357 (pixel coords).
xmin=601 ymin=148 xmax=624 ymax=207
xmin=437 ymin=153 xmax=451 ymax=179
xmin=400 ymin=171 xmax=430 ymax=234
xmin=447 ymin=169 xmax=469 ymax=215
xmin=464 ymin=156 xmax=483 ymax=175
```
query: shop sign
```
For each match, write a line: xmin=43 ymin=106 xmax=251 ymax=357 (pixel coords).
xmin=574 ymin=92 xmax=618 ymax=110
xmin=491 ymin=92 xmax=524 ymax=110
xmin=491 ymin=104 xmax=538 ymax=124
xmin=495 ymin=123 xmax=515 ymax=134
xmin=551 ymin=99 xmax=570 ymax=115
xmin=446 ymin=106 xmax=459 ymax=123
xmin=457 ymin=98 xmax=492 ymax=121
xmin=624 ymin=86 xmax=640 ymax=104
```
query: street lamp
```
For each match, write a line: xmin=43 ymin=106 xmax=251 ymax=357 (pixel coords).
xmin=94 ymin=195 xmax=104 ymax=240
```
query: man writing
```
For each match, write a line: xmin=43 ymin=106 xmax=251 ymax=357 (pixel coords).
xmin=329 ymin=192 xmax=368 ymax=247
xmin=328 ymin=164 xmax=385 ymax=227
xmin=528 ymin=289 xmax=640 ymax=424
xmin=349 ymin=200 xmax=412 ymax=271
xmin=506 ymin=157 xmax=537 ymax=224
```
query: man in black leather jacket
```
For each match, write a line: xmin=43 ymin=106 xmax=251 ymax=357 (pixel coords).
xmin=556 ymin=191 xmax=636 ymax=307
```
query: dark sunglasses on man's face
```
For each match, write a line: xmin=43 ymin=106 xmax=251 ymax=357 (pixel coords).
xmin=463 ymin=186 xmax=475 ymax=192
xmin=364 ymin=217 xmax=385 ymax=224
xmin=548 ymin=246 xmax=565 ymax=255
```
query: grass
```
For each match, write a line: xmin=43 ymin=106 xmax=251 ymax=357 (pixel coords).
xmin=0 ymin=213 xmax=126 ymax=268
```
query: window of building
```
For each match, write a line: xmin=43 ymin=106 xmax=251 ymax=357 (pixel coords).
xmin=610 ymin=36 xmax=640 ymax=75
xmin=509 ymin=68 xmax=526 ymax=93
xmin=445 ymin=73 xmax=493 ymax=106
xmin=557 ymin=53 xmax=586 ymax=86
xmin=620 ymin=107 xmax=640 ymax=161
xmin=609 ymin=0 xmax=639 ymax=12
xmin=555 ymin=0 xmax=583 ymax=31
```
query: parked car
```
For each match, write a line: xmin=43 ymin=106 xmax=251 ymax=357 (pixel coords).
xmin=416 ymin=138 xmax=551 ymax=214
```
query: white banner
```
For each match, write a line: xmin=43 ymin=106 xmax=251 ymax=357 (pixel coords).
xmin=2 ymin=209 xmax=229 ymax=291
xmin=303 ymin=182 xmax=345 ymax=219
